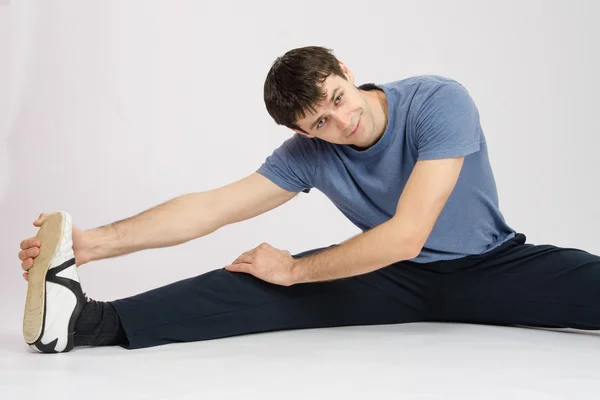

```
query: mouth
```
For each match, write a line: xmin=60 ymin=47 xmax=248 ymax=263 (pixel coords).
xmin=347 ymin=116 xmax=361 ymax=137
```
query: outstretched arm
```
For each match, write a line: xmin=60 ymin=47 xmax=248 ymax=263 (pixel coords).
xmin=84 ymin=172 xmax=296 ymax=263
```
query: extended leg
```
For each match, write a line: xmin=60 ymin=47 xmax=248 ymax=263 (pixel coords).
xmin=99 ymin=247 xmax=443 ymax=349
xmin=442 ymin=234 xmax=600 ymax=330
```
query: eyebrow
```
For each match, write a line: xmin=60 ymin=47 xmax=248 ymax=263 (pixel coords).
xmin=311 ymin=87 xmax=340 ymax=129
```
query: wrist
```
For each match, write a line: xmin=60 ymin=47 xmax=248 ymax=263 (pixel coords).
xmin=80 ymin=228 xmax=106 ymax=265
xmin=290 ymin=258 xmax=305 ymax=285
xmin=78 ymin=230 xmax=94 ymax=265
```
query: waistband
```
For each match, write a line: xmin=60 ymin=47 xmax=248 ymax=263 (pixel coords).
xmin=411 ymin=233 xmax=527 ymax=271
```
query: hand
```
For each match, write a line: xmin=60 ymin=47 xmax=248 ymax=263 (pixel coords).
xmin=18 ymin=212 xmax=91 ymax=281
xmin=225 ymin=242 xmax=297 ymax=286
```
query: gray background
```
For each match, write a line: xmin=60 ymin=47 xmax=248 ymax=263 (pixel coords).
xmin=1 ymin=0 xmax=599 ymax=336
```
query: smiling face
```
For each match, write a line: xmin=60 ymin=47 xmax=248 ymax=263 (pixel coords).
xmin=293 ymin=62 xmax=387 ymax=150
xmin=263 ymin=46 xmax=388 ymax=150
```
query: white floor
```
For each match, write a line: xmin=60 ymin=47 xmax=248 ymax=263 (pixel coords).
xmin=1 ymin=322 xmax=600 ymax=399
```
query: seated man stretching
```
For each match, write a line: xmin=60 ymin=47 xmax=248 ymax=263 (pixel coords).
xmin=18 ymin=46 xmax=600 ymax=353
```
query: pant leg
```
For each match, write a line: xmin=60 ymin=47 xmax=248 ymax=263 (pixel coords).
xmin=442 ymin=233 xmax=600 ymax=330
xmin=110 ymin=247 xmax=443 ymax=349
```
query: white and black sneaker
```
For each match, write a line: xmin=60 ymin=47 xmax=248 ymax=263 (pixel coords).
xmin=22 ymin=211 xmax=87 ymax=353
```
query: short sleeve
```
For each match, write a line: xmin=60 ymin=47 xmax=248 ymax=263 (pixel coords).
xmin=256 ymin=134 xmax=316 ymax=193
xmin=412 ymin=82 xmax=482 ymax=161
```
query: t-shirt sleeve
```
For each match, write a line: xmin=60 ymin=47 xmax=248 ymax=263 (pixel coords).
xmin=412 ymin=81 xmax=482 ymax=161
xmin=256 ymin=134 xmax=315 ymax=193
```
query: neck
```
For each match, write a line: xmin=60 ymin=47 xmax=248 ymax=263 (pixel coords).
xmin=375 ymin=89 xmax=389 ymax=136
xmin=362 ymin=88 xmax=389 ymax=147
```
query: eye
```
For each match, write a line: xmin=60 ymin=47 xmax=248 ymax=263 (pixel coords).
xmin=316 ymin=94 xmax=343 ymax=130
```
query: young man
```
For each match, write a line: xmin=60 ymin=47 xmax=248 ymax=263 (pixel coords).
xmin=19 ymin=46 xmax=600 ymax=353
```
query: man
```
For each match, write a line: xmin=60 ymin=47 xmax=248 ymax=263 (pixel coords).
xmin=18 ymin=46 xmax=600 ymax=353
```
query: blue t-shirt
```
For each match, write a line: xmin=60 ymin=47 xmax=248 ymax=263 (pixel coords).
xmin=257 ymin=75 xmax=516 ymax=263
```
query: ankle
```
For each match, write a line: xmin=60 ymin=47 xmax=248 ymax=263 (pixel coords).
xmin=74 ymin=300 xmax=127 ymax=347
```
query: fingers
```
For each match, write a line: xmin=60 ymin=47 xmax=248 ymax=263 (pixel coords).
xmin=20 ymin=238 xmax=40 ymax=250
xmin=225 ymin=263 xmax=251 ymax=273
xmin=19 ymin=213 xmax=51 ymax=281
xmin=19 ymin=244 xmax=40 ymax=260
xmin=19 ymin=239 xmax=40 ymax=272
xmin=19 ymin=246 xmax=39 ymax=261
xmin=21 ymin=257 xmax=35 ymax=271
xmin=227 ymin=251 xmax=253 ymax=273
xmin=33 ymin=212 xmax=50 ymax=227
xmin=232 ymin=252 xmax=253 ymax=265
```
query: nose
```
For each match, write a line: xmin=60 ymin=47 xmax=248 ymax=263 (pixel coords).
xmin=333 ymin=111 xmax=354 ymax=132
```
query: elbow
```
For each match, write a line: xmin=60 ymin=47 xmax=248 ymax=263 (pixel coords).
xmin=400 ymin=244 xmax=421 ymax=261
xmin=386 ymin=218 xmax=427 ymax=261
xmin=394 ymin=236 xmax=425 ymax=261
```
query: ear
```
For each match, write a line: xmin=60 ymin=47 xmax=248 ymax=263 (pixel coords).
xmin=293 ymin=129 xmax=315 ymax=138
xmin=338 ymin=61 xmax=355 ymax=85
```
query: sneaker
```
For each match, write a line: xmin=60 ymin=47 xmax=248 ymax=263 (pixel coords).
xmin=22 ymin=211 xmax=87 ymax=353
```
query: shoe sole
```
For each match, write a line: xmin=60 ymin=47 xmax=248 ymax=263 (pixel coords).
xmin=23 ymin=212 xmax=65 ymax=344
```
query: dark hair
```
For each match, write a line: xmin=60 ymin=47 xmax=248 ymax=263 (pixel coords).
xmin=263 ymin=46 xmax=347 ymax=133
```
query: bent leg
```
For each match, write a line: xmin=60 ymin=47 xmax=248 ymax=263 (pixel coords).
xmin=110 ymin=247 xmax=443 ymax=349
xmin=444 ymin=234 xmax=600 ymax=330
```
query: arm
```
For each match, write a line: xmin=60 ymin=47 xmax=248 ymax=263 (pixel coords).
xmin=291 ymin=81 xmax=480 ymax=284
xmin=84 ymin=172 xmax=297 ymax=263
xmin=292 ymin=156 xmax=464 ymax=284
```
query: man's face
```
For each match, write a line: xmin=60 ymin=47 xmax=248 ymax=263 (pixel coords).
xmin=293 ymin=64 xmax=376 ymax=149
